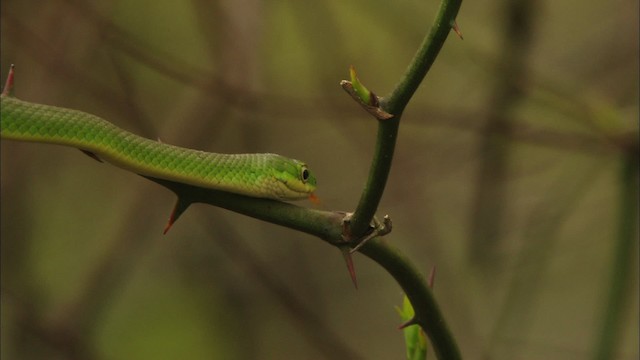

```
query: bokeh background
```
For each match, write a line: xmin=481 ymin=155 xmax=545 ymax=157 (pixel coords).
xmin=1 ymin=0 xmax=638 ymax=359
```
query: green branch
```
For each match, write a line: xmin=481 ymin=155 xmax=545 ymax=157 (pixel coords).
xmin=349 ymin=0 xmax=463 ymax=237
xmin=145 ymin=176 xmax=345 ymax=241
xmin=342 ymin=0 xmax=463 ymax=357
xmin=361 ymin=239 xmax=461 ymax=359
xmin=592 ymin=145 xmax=639 ymax=360
xmin=146 ymin=176 xmax=462 ymax=358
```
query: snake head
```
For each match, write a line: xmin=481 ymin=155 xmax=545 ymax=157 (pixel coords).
xmin=266 ymin=155 xmax=317 ymax=201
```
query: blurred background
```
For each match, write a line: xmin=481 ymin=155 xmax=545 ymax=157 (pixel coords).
xmin=1 ymin=0 xmax=637 ymax=359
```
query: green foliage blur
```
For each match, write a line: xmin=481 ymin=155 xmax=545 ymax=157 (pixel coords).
xmin=398 ymin=295 xmax=428 ymax=360
xmin=1 ymin=0 xmax=637 ymax=359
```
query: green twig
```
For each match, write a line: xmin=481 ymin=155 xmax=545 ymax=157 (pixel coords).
xmin=592 ymin=146 xmax=639 ymax=360
xmin=360 ymin=239 xmax=461 ymax=359
xmin=148 ymin=173 xmax=463 ymax=358
xmin=342 ymin=0 xmax=463 ymax=356
xmin=145 ymin=176 xmax=345 ymax=242
xmin=349 ymin=0 xmax=463 ymax=237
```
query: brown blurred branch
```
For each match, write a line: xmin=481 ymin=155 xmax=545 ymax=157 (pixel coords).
xmin=467 ymin=0 xmax=538 ymax=268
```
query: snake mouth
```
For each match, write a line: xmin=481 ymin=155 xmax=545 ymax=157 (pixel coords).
xmin=277 ymin=181 xmax=316 ymax=200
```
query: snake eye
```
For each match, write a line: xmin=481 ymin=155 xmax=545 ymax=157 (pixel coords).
xmin=301 ymin=167 xmax=310 ymax=182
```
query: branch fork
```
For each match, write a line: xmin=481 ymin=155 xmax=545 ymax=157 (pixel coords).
xmin=338 ymin=212 xmax=393 ymax=288
xmin=341 ymin=212 xmax=393 ymax=253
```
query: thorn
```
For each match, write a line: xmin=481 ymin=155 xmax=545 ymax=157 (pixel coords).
xmin=80 ymin=150 xmax=103 ymax=163
xmin=164 ymin=209 xmax=177 ymax=235
xmin=340 ymin=247 xmax=358 ymax=289
xmin=428 ymin=265 xmax=436 ymax=289
xmin=451 ymin=20 xmax=464 ymax=40
xmin=349 ymin=234 xmax=370 ymax=254
xmin=349 ymin=214 xmax=392 ymax=254
xmin=163 ymin=197 xmax=191 ymax=234
xmin=398 ymin=317 xmax=419 ymax=330
xmin=2 ymin=64 xmax=16 ymax=96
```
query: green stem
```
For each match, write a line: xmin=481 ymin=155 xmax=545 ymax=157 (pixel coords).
xmin=343 ymin=0 xmax=463 ymax=357
xmin=146 ymin=176 xmax=345 ymax=241
xmin=349 ymin=0 xmax=463 ymax=237
xmin=592 ymin=146 xmax=639 ymax=360
xmin=360 ymin=239 xmax=462 ymax=359
xmin=149 ymin=174 xmax=463 ymax=358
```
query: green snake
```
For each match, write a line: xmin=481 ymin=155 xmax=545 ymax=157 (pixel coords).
xmin=0 ymin=95 xmax=317 ymax=201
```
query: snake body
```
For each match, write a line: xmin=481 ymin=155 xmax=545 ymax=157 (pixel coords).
xmin=0 ymin=96 xmax=317 ymax=200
